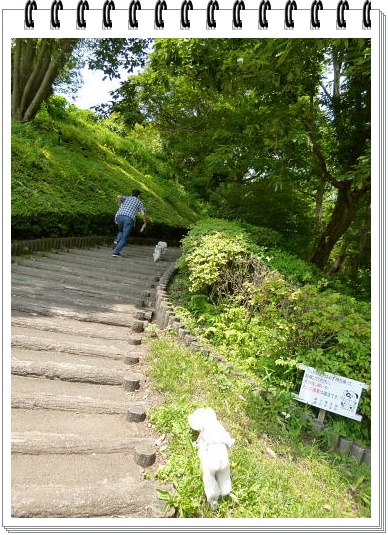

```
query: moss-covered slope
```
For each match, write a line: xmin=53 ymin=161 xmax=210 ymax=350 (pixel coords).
xmin=11 ymin=106 xmax=204 ymax=240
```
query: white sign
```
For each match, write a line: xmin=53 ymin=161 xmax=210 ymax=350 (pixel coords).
xmin=295 ymin=365 xmax=369 ymax=421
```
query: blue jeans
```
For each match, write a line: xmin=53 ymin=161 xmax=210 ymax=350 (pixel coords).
xmin=113 ymin=215 xmax=134 ymax=254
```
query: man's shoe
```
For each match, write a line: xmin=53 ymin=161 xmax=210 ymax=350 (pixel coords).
xmin=112 ymin=253 xmax=122 ymax=257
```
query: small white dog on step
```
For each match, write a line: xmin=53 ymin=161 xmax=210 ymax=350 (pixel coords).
xmin=188 ymin=407 xmax=235 ymax=509
xmin=153 ymin=241 xmax=167 ymax=261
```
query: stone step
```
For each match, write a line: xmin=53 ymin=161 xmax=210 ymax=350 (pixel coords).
xmin=11 ymin=326 xmax=146 ymax=359
xmin=11 ymin=270 xmax=156 ymax=300
xmin=12 ymin=467 xmax=170 ymax=518
xmin=11 ymin=314 xmax=138 ymax=342
xmin=11 ymin=375 xmax=156 ymax=412
xmin=9 ymin=244 xmax=181 ymax=518
xmin=12 ymin=255 xmax=162 ymax=284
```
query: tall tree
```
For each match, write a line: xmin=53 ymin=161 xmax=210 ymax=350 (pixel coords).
xmin=12 ymin=39 xmax=78 ymax=122
xmin=11 ymin=38 xmax=150 ymax=123
xmin=308 ymin=41 xmax=371 ymax=269
xmin=118 ymin=38 xmax=370 ymax=270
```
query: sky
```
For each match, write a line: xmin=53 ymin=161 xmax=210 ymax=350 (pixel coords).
xmin=59 ymin=67 xmax=127 ymax=110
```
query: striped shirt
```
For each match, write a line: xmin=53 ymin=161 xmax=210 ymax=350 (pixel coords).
xmin=115 ymin=196 xmax=146 ymax=223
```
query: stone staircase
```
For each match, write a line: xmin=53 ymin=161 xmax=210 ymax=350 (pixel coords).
xmin=10 ymin=243 xmax=181 ymax=518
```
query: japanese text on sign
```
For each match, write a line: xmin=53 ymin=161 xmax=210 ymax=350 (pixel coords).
xmin=294 ymin=365 xmax=369 ymax=421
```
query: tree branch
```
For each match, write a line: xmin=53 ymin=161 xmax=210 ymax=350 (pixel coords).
xmin=22 ymin=39 xmax=79 ymax=122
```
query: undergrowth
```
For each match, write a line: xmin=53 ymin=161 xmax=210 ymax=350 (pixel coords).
xmin=171 ymin=218 xmax=371 ymax=446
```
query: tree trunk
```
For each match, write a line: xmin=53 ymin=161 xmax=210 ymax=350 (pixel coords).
xmin=314 ymin=175 xmax=325 ymax=233
xmin=12 ymin=38 xmax=79 ymax=122
xmin=310 ymin=183 xmax=364 ymax=270
xmin=327 ymin=237 xmax=349 ymax=275
xmin=347 ymin=205 xmax=371 ymax=279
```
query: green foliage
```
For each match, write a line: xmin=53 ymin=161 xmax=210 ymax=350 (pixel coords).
xmin=122 ymin=38 xmax=370 ymax=278
xmin=173 ymin=219 xmax=371 ymax=444
xmin=11 ymin=102 xmax=204 ymax=239
xmin=209 ymin=181 xmax=317 ymax=256
xmin=146 ymin=338 xmax=371 ymax=518
xmin=183 ymin=232 xmax=252 ymax=294
xmin=265 ymin=249 xmax=322 ymax=285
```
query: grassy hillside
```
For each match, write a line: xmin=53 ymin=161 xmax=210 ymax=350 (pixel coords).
xmin=11 ymin=99 xmax=205 ymax=241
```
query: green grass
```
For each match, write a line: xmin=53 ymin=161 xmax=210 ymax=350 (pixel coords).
xmin=146 ymin=335 xmax=371 ymax=519
xmin=11 ymin=103 xmax=205 ymax=239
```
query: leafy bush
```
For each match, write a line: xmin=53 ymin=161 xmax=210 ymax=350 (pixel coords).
xmin=209 ymin=181 xmax=317 ymax=256
xmin=173 ymin=218 xmax=371 ymax=444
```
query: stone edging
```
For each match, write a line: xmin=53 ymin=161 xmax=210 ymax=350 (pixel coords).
xmin=11 ymin=236 xmax=182 ymax=256
xmin=11 ymin=236 xmax=113 ymax=256
xmin=154 ymin=265 xmax=371 ymax=467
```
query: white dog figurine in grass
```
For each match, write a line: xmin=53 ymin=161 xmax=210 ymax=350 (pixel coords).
xmin=153 ymin=241 xmax=167 ymax=261
xmin=188 ymin=407 xmax=235 ymax=509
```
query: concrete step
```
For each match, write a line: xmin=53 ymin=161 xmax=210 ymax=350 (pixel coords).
xmin=12 ymin=459 xmax=169 ymax=518
xmin=11 ymin=374 xmax=158 ymax=412
xmin=11 ymin=326 xmax=146 ymax=359
xmin=11 ymin=270 xmax=156 ymax=300
xmin=12 ymin=408 xmax=150 ymax=439
xmin=11 ymin=285 xmax=148 ymax=313
xmin=11 ymin=314 xmax=137 ymax=342
xmin=9 ymin=244 xmax=181 ymax=518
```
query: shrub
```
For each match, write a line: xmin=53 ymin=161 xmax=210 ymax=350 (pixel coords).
xmin=174 ymin=218 xmax=371 ymax=444
xmin=208 ymin=181 xmax=316 ymax=256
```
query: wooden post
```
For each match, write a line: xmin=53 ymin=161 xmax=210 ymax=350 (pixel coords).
xmin=317 ymin=408 xmax=326 ymax=423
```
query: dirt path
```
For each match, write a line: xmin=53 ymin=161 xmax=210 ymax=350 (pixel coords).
xmin=10 ymin=243 xmax=181 ymax=519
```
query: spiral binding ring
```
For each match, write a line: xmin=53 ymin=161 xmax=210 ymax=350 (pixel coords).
xmin=310 ymin=0 xmax=323 ymax=28
xmin=206 ymin=0 xmax=219 ymax=28
xmin=24 ymin=0 xmax=37 ymax=28
xmin=336 ymin=0 xmax=349 ymax=28
xmin=285 ymin=0 xmax=297 ymax=28
xmin=362 ymin=0 xmax=371 ymax=27
xmin=76 ymin=0 xmax=89 ymax=27
xmin=129 ymin=0 xmax=141 ymax=28
xmin=181 ymin=0 xmax=193 ymax=28
xmin=50 ymin=0 xmax=63 ymax=28
xmin=21 ymin=0 xmax=372 ymax=32
xmin=155 ymin=0 xmax=167 ymax=28
xmin=103 ymin=0 xmax=115 ymax=28
xmin=232 ymin=0 xmax=245 ymax=28
xmin=258 ymin=0 xmax=271 ymax=28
